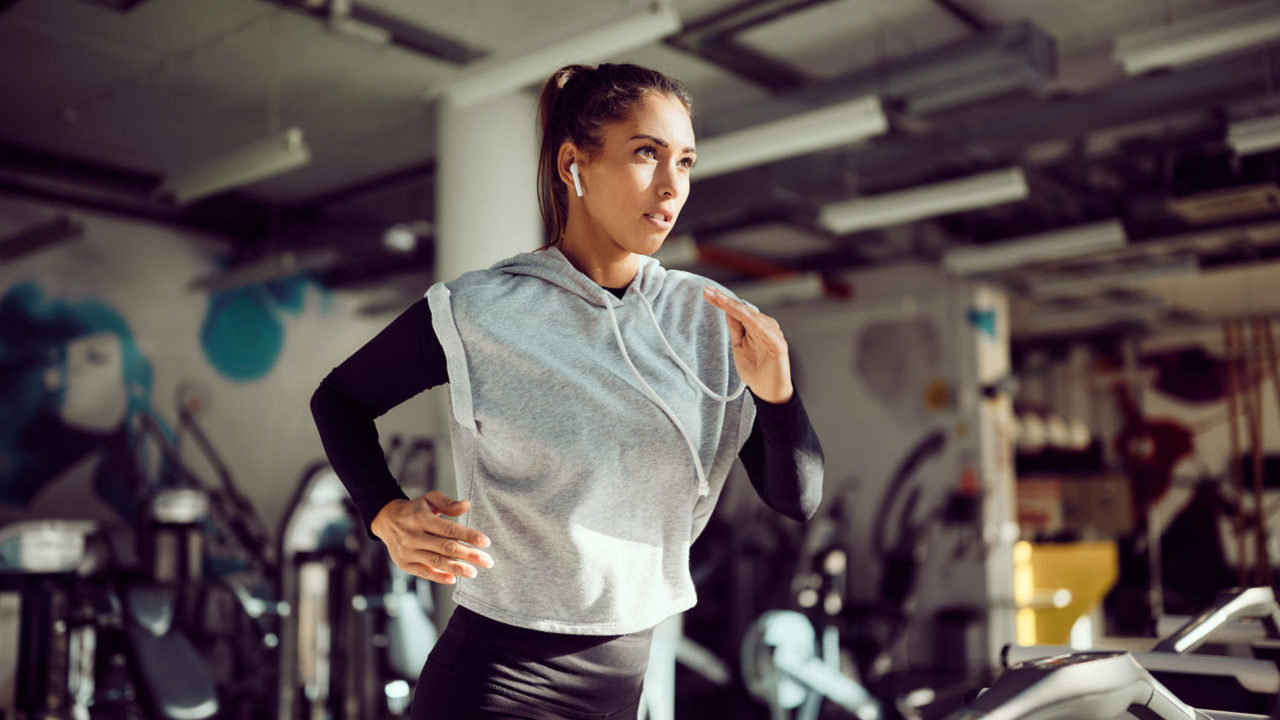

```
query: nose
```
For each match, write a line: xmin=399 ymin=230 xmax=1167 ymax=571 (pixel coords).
xmin=656 ymin=161 xmax=682 ymax=200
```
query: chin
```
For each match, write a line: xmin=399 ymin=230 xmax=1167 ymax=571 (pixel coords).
xmin=634 ymin=235 xmax=668 ymax=257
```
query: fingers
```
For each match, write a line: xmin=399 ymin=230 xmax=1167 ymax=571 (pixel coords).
xmin=422 ymin=490 xmax=469 ymax=517
xmin=403 ymin=562 xmax=458 ymax=585
xmin=405 ymin=547 xmax=485 ymax=580
xmin=702 ymin=284 xmax=752 ymax=320
xmin=385 ymin=492 xmax=496 ymax=584
xmin=416 ymin=528 xmax=494 ymax=570
xmin=418 ymin=509 xmax=491 ymax=550
xmin=415 ymin=491 xmax=489 ymax=547
xmin=702 ymin=286 xmax=787 ymax=354
xmin=389 ymin=526 xmax=493 ymax=584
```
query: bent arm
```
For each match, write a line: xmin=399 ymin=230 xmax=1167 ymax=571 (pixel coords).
xmin=738 ymin=390 xmax=824 ymax=522
xmin=310 ymin=298 xmax=448 ymax=535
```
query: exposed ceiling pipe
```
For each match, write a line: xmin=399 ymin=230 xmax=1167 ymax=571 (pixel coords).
xmin=680 ymin=47 xmax=1280 ymax=238
xmin=699 ymin=18 xmax=1057 ymax=139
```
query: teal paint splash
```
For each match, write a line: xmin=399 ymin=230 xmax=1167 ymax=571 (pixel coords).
xmin=199 ymin=273 xmax=326 ymax=382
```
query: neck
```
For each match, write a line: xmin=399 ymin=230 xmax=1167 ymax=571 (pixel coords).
xmin=558 ymin=216 xmax=639 ymax=288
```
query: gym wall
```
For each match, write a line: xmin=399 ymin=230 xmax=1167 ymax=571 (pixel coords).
xmin=0 ymin=192 xmax=446 ymax=535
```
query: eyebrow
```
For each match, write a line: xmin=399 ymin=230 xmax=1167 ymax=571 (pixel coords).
xmin=630 ymin=134 xmax=696 ymax=154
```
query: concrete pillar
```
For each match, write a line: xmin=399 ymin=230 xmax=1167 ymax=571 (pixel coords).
xmin=435 ymin=90 xmax=543 ymax=283
xmin=432 ymin=88 xmax=543 ymax=493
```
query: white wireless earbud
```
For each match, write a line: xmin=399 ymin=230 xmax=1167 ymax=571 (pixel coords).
xmin=570 ymin=161 xmax=583 ymax=197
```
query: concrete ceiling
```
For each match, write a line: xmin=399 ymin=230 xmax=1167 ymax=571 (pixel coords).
xmin=1 ymin=0 xmax=1279 ymax=337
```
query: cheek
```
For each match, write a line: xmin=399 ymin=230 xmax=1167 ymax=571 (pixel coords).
xmin=628 ymin=165 xmax=656 ymax=189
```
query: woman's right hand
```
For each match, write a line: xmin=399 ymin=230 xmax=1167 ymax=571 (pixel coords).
xmin=371 ymin=490 xmax=493 ymax=585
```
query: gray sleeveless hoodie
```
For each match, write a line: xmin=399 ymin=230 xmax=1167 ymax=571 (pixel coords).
xmin=426 ymin=246 xmax=756 ymax=635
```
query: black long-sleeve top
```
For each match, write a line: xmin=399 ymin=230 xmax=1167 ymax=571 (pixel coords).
xmin=311 ymin=295 xmax=823 ymax=535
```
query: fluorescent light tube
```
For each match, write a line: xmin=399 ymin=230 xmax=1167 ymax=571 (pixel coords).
xmin=693 ymin=96 xmax=886 ymax=179
xmin=729 ymin=273 xmax=826 ymax=307
xmin=160 ymin=127 xmax=310 ymax=205
xmin=1022 ymin=298 xmax=1167 ymax=333
xmin=188 ymin=248 xmax=339 ymax=293
xmin=329 ymin=16 xmax=392 ymax=46
xmin=1028 ymin=256 xmax=1200 ymax=298
xmin=0 ymin=214 xmax=83 ymax=261
xmin=435 ymin=5 xmax=680 ymax=108
xmin=817 ymin=167 xmax=1028 ymax=234
xmin=1228 ymin=114 xmax=1280 ymax=156
xmin=943 ymin=220 xmax=1128 ymax=276
xmin=1114 ymin=0 xmax=1280 ymax=75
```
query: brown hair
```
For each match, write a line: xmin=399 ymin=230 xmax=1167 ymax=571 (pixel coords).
xmin=536 ymin=63 xmax=694 ymax=246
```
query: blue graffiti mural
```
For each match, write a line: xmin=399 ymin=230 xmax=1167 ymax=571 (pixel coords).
xmin=967 ymin=307 xmax=998 ymax=339
xmin=0 ymin=283 xmax=173 ymax=516
xmin=200 ymin=273 xmax=325 ymax=381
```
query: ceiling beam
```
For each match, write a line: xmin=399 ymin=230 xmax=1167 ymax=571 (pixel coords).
xmin=665 ymin=0 xmax=841 ymax=92
xmin=930 ymin=0 xmax=989 ymax=33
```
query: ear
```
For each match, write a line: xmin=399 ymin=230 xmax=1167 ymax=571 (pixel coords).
xmin=557 ymin=142 xmax=583 ymax=196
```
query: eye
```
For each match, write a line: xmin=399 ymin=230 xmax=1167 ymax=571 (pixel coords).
xmin=680 ymin=156 xmax=696 ymax=170
xmin=636 ymin=145 xmax=658 ymax=160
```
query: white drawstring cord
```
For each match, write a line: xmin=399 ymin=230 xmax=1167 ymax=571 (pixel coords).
xmin=635 ymin=291 xmax=746 ymax=403
xmin=604 ymin=298 xmax=711 ymax=496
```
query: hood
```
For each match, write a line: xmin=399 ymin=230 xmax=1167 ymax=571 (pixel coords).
xmin=490 ymin=246 xmax=667 ymax=307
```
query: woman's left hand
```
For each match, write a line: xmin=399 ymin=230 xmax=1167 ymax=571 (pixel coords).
xmin=703 ymin=285 xmax=793 ymax=404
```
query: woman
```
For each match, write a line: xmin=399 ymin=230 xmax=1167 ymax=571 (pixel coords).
xmin=311 ymin=63 xmax=824 ymax=719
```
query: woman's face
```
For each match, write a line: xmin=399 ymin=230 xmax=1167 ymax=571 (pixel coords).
xmin=44 ymin=331 xmax=128 ymax=432
xmin=574 ymin=92 xmax=695 ymax=257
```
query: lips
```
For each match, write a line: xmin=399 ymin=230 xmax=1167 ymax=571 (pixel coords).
xmin=643 ymin=213 xmax=672 ymax=230
xmin=643 ymin=209 xmax=674 ymax=231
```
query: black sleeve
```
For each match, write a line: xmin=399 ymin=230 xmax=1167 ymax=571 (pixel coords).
xmin=737 ymin=390 xmax=824 ymax=522
xmin=310 ymin=298 xmax=448 ymax=536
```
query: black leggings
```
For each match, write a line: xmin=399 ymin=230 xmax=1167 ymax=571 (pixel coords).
xmin=410 ymin=605 xmax=654 ymax=720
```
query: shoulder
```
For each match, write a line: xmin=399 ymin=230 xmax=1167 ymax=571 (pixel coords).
xmin=661 ymin=268 xmax=714 ymax=297
xmin=431 ymin=268 xmax=513 ymax=303
xmin=660 ymin=267 xmax=746 ymax=308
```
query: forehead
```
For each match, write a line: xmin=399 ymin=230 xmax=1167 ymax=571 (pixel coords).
xmin=605 ymin=93 xmax=695 ymax=148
